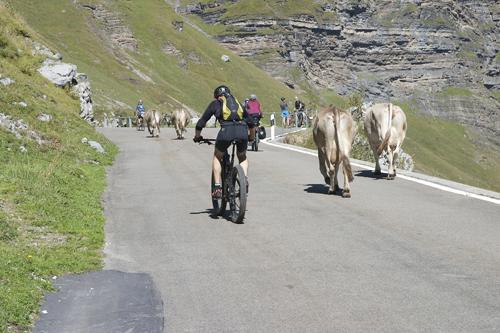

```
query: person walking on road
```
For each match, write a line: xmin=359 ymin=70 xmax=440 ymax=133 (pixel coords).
xmin=280 ymin=97 xmax=289 ymax=128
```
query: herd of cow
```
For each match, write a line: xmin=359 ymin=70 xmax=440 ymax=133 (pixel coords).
xmin=142 ymin=108 xmax=191 ymax=139
xmin=313 ymin=102 xmax=407 ymax=198
xmin=140 ymin=102 xmax=407 ymax=199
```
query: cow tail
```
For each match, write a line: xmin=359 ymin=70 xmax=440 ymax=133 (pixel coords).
xmin=377 ymin=103 xmax=392 ymax=156
xmin=334 ymin=107 xmax=354 ymax=183
xmin=155 ymin=109 xmax=161 ymax=133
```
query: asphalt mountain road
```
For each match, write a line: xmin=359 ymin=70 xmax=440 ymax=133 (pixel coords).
xmin=36 ymin=127 xmax=500 ymax=332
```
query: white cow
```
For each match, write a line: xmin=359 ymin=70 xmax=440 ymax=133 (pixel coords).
xmin=364 ymin=103 xmax=407 ymax=180
xmin=313 ymin=105 xmax=357 ymax=197
xmin=171 ymin=108 xmax=190 ymax=139
xmin=144 ymin=108 xmax=161 ymax=137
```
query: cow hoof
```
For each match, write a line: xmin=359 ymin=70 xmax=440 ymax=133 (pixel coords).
xmin=387 ymin=174 xmax=395 ymax=180
xmin=334 ymin=185 xmax=340 ymax=192
xmin=342 ymin=190 xmax=351 ymax=198
xmin=328 ymin=188 xmax=336 ymax=195
xmin=374 ymin=170 xmax=382 ymax=175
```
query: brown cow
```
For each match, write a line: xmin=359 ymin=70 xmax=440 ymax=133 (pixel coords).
xmin=171 ymin=108 xmax=190 ymax=139
xmin=144 ymin=108 xmax=161 ymax=137
xmin=313 ymin=105 xmax=357 ymax=197
xmin=364 ymin=103 xmax=407 ymax=180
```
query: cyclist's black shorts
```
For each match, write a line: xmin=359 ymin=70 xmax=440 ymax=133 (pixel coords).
xmin=216 ymin=122 xmax=248 ymax=153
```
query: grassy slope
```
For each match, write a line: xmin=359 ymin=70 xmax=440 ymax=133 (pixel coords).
xmin=0 ymin=2 xmax=118 ymax=331
xmin=399 ymin=101 xmax=500 ymax=192
xmin=8 ymin=0 xmax=306 ymax=124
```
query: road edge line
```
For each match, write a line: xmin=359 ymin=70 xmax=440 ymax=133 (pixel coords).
xmin=262 ymin=138 xmax=500 ymax=205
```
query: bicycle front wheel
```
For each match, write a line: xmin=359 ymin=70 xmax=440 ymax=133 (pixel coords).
xmin=229 ymin=165 xmax=247 ymax=223
xmin=212 ymin=166 xmax=227 ymax=216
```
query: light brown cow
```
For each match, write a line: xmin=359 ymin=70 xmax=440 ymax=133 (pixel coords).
xmin=364 ymin=103 xmax=407 ymax=180
xmin=171 ymin=108 xmax=190 ymax=139
xmin=144 ymin=108 xmax=161 ymax=137
xmin=313 ymin=105 xmax=357 ymax=197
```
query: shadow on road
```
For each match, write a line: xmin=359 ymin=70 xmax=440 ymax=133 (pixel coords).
xmin=355 ymin=169 xmax=387 ymax=180
xmin=190 ymin=209 xmax=219 ymax=219
xmin=303 ymin=183 xmax=351 ymax=197
xmin=190 ymin=209 xmax=246 ymax=225
xmin=303 ymin=183 xmax=330 ymax=195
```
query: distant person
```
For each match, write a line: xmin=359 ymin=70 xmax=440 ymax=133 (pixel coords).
xmin=242 ymin=98 xmax=250 ymax=112
xmin=280 ymin=97 xmax=289 ymax=127
xmin=294 ymin=96 xmax=305 ymax=127
xmin=294 ymin=96 xmax=304 ymax=112
xmin=135 ymin=100 xmax=145 ymax=125
xmin=246 ymin=94 xmax=262 ymax=126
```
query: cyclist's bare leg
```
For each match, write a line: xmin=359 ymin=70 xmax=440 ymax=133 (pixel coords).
xmin=236 ymin=151 xmax=249 ymax=176
xmin=213 ymin=148 xmax=225 ymax=184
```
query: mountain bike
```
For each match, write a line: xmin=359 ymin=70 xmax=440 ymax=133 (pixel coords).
xmin=137 ymin=116 xmax=145 ymax=131
xmin=251 ymin=128 xmax=259 ymax=151
xmin=249 ymin=116 xmax=261 ymax=151
xmin=199 ymin=138 xmax=247 ymax=223
xmin=161 ymin=113 xmax=171 ymax=127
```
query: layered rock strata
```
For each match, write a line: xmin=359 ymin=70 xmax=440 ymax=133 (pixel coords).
xmin=179 ymin=0 xmax=500 ymax=143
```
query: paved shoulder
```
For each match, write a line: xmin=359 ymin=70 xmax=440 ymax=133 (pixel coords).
xmin=34 ymin=270 xmax=163 ymax=333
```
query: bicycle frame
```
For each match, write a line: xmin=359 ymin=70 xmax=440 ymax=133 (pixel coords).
xmin=221 ymin=143 xmax=236 ymax=200
xmin=201 ymin=138 xmax=247 ymax=223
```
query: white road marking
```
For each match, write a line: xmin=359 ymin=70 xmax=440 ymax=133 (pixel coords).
xmin=262 ymin=137 xmax=500 ymax=205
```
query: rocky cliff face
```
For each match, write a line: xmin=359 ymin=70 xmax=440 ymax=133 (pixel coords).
xmin=178 ymin=0 xmax=500 ymax=144
xmin=90 ymin=4 xmax=138 ymax=51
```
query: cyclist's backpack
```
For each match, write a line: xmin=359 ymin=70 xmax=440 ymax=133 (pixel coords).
xmin=258 ymin=126 xmax=266 ymax=139
xmin=221 ymin=95 xmax=244 ymax=121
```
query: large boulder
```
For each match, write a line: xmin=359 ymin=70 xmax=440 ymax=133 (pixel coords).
xmin=38 ymin=58 xmax=96 ymax=126
xmin=38 ymin=59 xmax=77 ymax=87
xmin=73 ymin=74 xmax=94 ymax=124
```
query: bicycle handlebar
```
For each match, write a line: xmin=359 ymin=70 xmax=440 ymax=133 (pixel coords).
xmin=198 ymin=138 xmax=216 ymax=145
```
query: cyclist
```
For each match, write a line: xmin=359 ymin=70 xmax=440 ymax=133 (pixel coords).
xmin=193 ymin=85 xmax=256 ymax=198
xmin=135 ymin=100 xmax=146 ymax=125
xmin=242 ymin=98 xmax=250 ymax=112
xmin=294 ymin=96 xmax=305 ymax=127
xmin=247 ymin=93 xmax=262 ymax=127
xmin=280 ymin=97 xmax=289 ymax=127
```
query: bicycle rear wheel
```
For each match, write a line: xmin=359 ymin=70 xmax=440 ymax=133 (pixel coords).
xmin=229 ymin=165 xmax=247 ymax=223
xmin=254 ymin=134 xmax=259 ymax=151
xmin=212 ymin=164 xmax=227 ymax=216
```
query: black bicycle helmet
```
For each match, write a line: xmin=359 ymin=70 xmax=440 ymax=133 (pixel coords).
xmin=214 ymin=85 xmax=230 ymax=99
xmin=281 ymin=97 xmax=285 ymax=101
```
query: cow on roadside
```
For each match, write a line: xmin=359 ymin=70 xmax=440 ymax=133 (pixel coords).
xmin=364 ymin=103 xmax=407 ymax=180
xmin=171 ymin=108 xmax=190 ymax=139
xmin=144 ymin=108 xmax=161 ymax=137
xmin=313 ymin=105 xmax=357 ymax=197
